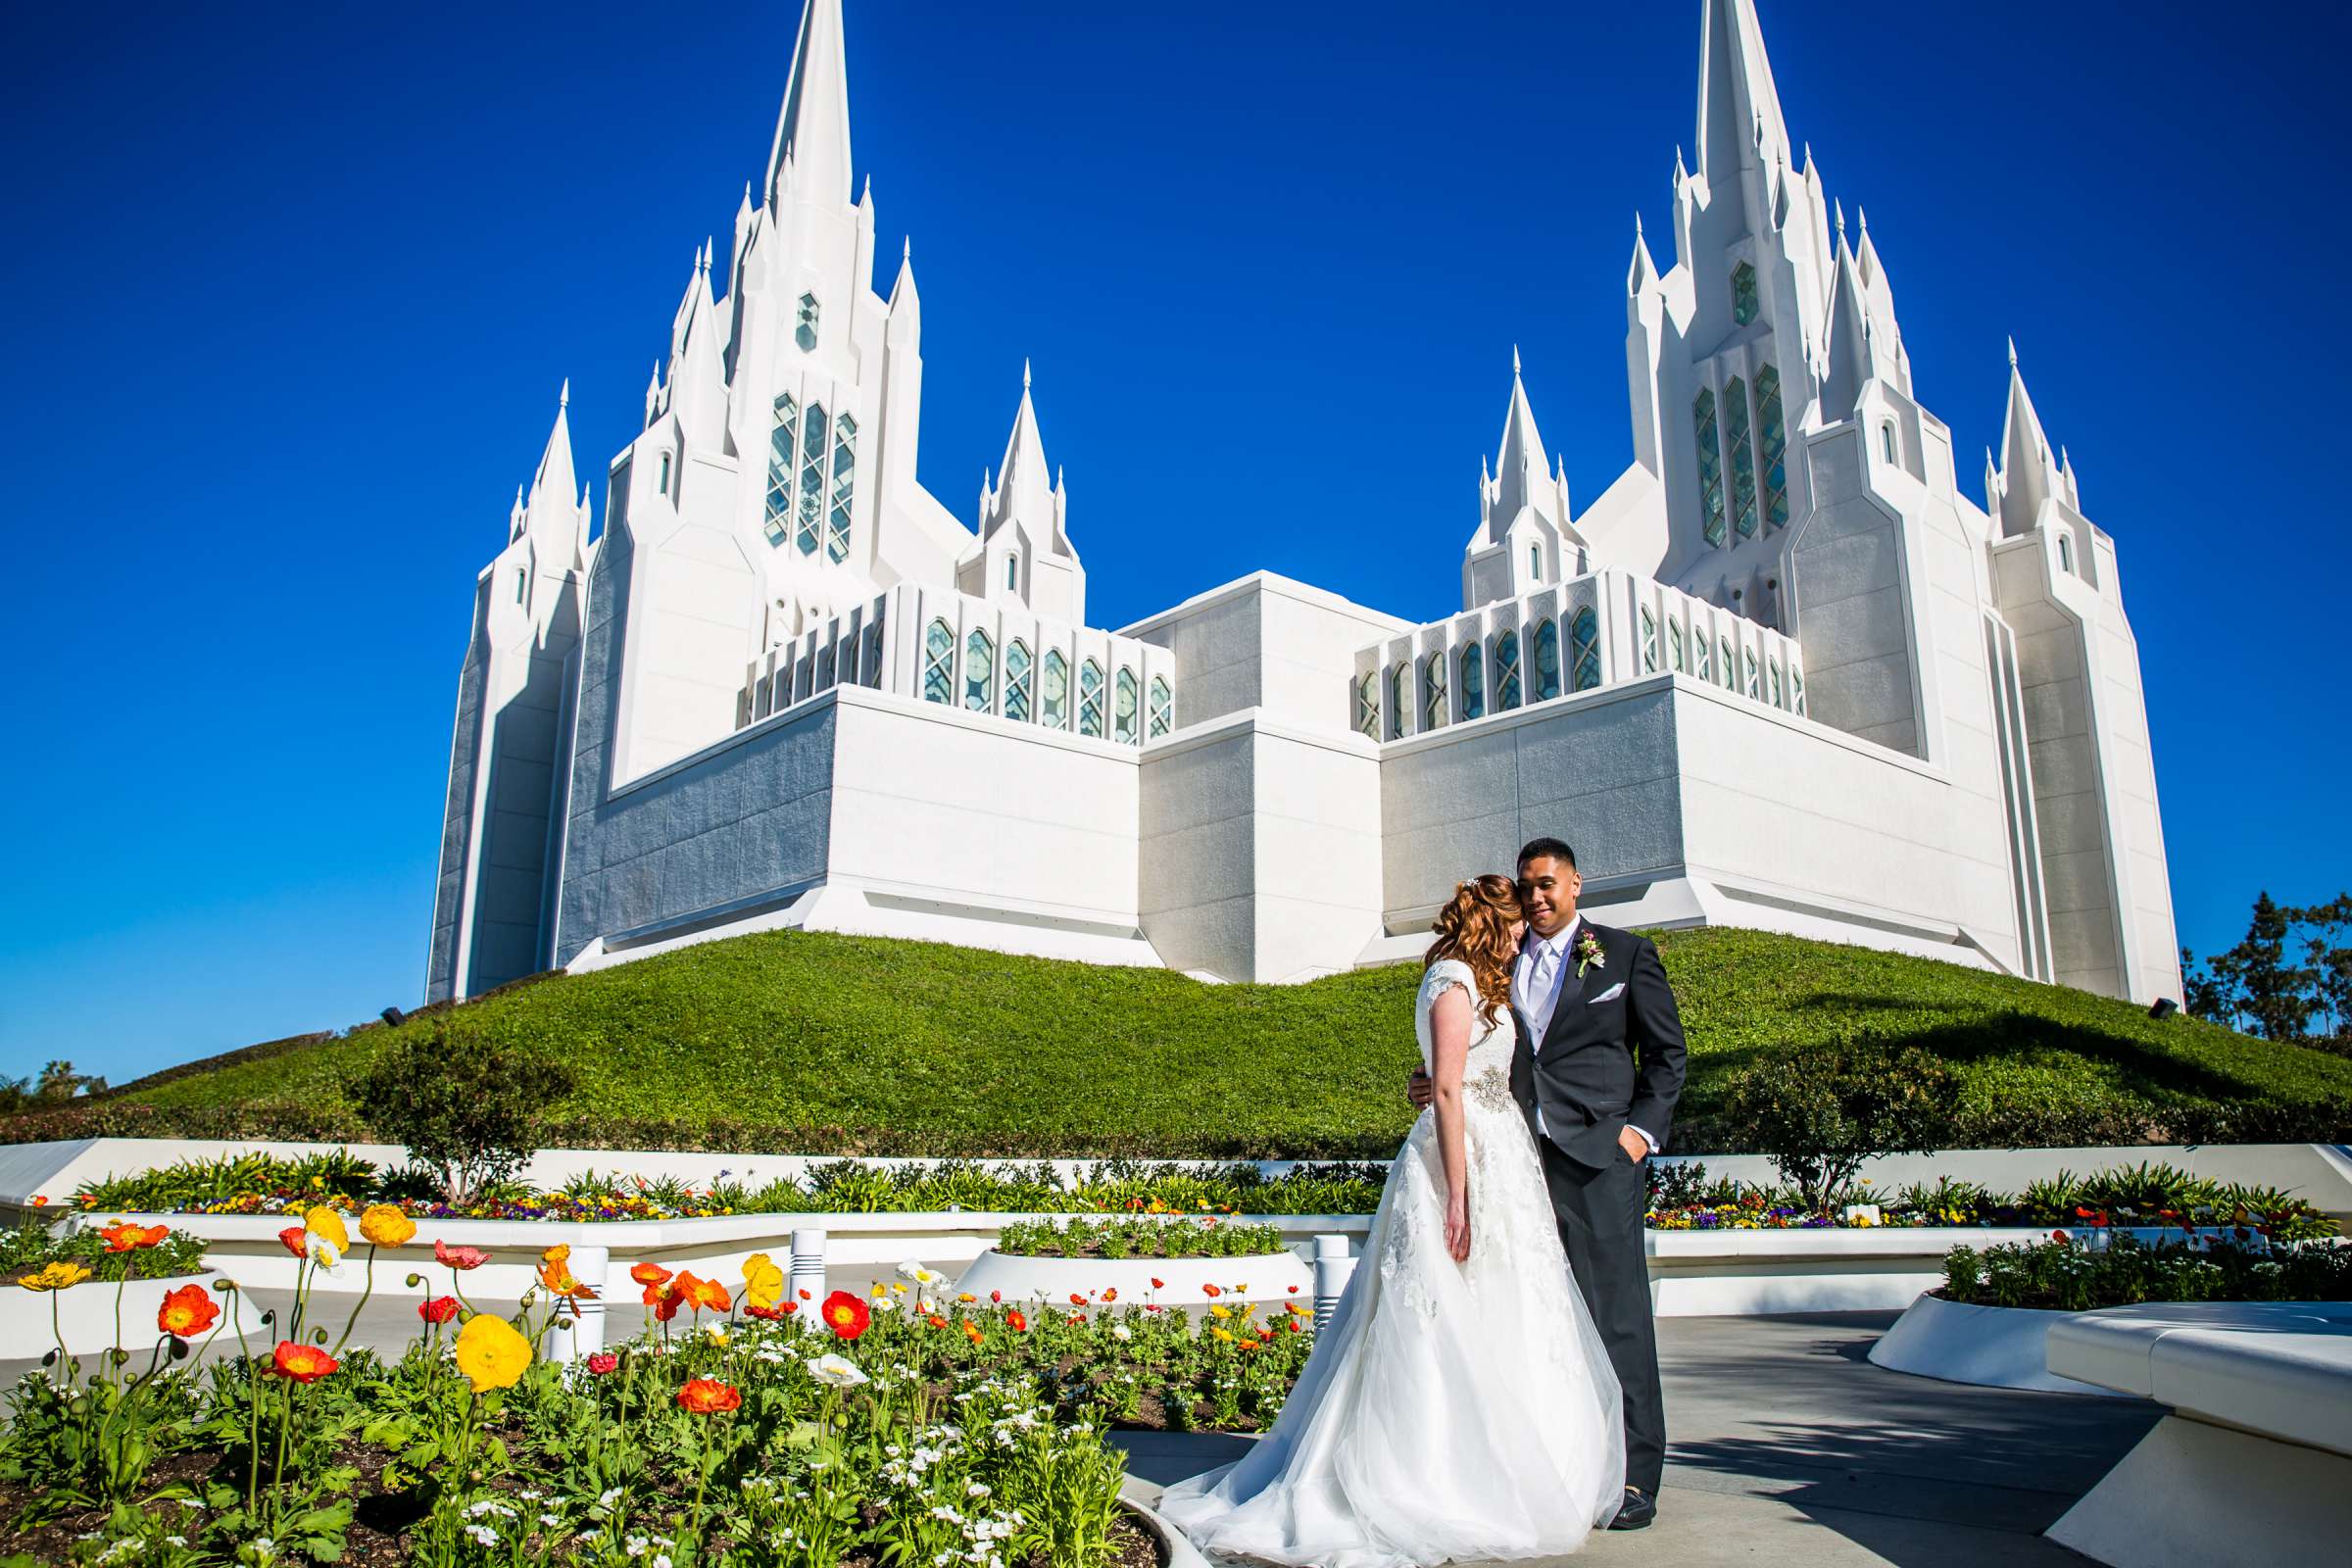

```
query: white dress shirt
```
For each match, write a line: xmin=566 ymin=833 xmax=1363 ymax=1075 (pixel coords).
xmin=1513 ymin=916 xmax=1657 ymax=1154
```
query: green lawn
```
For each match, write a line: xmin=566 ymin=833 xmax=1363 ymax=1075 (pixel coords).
xmin=56 ymin=926 xmax=2352 ymax=1158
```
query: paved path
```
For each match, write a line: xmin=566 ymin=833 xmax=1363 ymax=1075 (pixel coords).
xmin=7 ymin=1303 xmax=2152 ymax=1566
xmin=1116 ymin=1312 xmax=2158 ymax=1567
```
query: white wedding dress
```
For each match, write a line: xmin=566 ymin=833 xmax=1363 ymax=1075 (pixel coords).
xmin=1158 ymin=958 xmax=1625 ymax=1567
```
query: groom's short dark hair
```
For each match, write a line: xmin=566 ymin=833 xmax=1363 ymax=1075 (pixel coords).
xmin=1517 ymin=836 xmax=1577 ymax=871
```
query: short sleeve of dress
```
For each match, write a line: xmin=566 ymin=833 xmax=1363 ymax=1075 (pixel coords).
xmin=1420 ymin=957 xmax=1477 ymax=1010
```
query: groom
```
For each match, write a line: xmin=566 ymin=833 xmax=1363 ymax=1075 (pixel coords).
xmin=1411 ymin=836 xmax=1687 ymax=1530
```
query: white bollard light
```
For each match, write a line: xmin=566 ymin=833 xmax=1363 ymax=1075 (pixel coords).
xmin=790 ymin=1228 xmax=827 ymax=1328
xmin=543 ymin=1244 xmax=609 ymax=1365
xmin=1312 ymin=1234 xmax=1354 ymax=1330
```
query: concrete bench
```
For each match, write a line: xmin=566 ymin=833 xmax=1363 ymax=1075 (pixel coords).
xmin=2043 ymin=1300 xmax=2352 ymax=1566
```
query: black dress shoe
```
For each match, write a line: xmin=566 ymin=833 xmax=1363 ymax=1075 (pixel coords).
xmin=1608 ymin=1486 xmax=1656 ymax=1530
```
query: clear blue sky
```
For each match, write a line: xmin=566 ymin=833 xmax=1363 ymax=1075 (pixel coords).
xmin=3 ymin=1 xmax=2345 ymax=1086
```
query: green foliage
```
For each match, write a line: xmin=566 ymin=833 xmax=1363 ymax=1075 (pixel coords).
xmin=36 ymin=925 xmax=2352 ymax=1159
xmin=1717 ymin=1043 xmax=1958 ymax=1211
xmin=2184 ymin=889 xmax=2352 ymax=1043
xmin=349 ymin=1020 xmax=575 ymax=1205
xmin=74 ymin=1150 xmax=380 ymax=1213
xmin=1942 ymin=1234 xmax=2352 ymax=1311
xmin=0 ymin=1219 xmax=208 ymax=1283
xmin=994 ymin=1215 xmax=1289 ymax=1259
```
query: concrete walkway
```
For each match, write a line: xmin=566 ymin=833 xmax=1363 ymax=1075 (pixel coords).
xmin=5 ymin=1303 xmax=2151 ymax=1566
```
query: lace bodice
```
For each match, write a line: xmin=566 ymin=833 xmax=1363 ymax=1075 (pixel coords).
xmin=1415 ymin=958 xmax=1521 ymax=1114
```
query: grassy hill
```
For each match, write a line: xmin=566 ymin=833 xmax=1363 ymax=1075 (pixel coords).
xmin=29 ymin=926 xmax=2352 ymax=1158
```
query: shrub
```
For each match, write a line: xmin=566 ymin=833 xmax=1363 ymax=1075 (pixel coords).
xmin=995 ymin=1215 xmax=1289 ymax=1259
xmin=1942 ymin=1234 xmax=2352 ymax=1311
xmin=1718 ymin=1042 xmax=1957 ymax=1212
xmin=348 ymin=1020 xmax=574 ymax=1204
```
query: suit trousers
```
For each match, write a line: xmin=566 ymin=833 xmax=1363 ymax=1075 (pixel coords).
xmin=1538 ymin=1134 xmax=1665 ymax=1494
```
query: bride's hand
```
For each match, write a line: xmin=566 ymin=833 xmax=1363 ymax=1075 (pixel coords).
xmin=1445 ymin=1192 xmax=1471 ymax=1262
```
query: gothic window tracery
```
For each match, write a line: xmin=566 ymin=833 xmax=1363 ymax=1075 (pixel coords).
xmin=1668 ymin=619 xmax=1686 ymax=673
xmin=1459 ymin=641 xmax=1486 ymax=721
xmin=1422 ymin=652 xmax=1447 ymax=730
xmin=1533 ymin=619 xmax=1561 ymax=702
xmin=1356 ymin=671 xmax=1380 ymax=738
xmin=797 ymin=402 xmax=829 ymax=555
xmin=1570 ymin=606 xmax=1601 ymax=692
xmin=1079 ymin=660 xmax=1105 ymax=737
xmin=827 ymin=413 xmax=857 ymax=563
xmin=1755 ymin=364 xmax=1788 ymax=529
xmin=1726 ymin=375 xmax=1759 ymax=538
xmin=1114 ymin=667 xmax=1140 ymax=743
xmin=762 ymin=395 xmax=797 ymax=544
xmin=1719 ymin=636 xmax=1736 ymax=690
xmin=1769 ymin=659 xmax=1784 ymax=708
xmin=1640 ymin=609 xmax=1659 ymax=674
xmin=1693 ymin=629 xmax=1712 ymax=683
xmin=1791 ymin=666 xmax=1806 ymax=716
xmin=1494 ymin=630 xmax=1523 ymax=710
xmin=1694 ymin=390 xmax=1727 ymax=547
xmin=1732 ymin=262 xmax=1759 ymax=326
xmin=1004 ymin=639 xmax=1033 ymax=722
xmin=1042 ymin=648 xmax=1070 ymax=729
xmin=1149 ymin=675 xmax=1173 ymax=738
xmin=1386 ymin=664 xmax=1405 ymax=739
xmin=922 ymin=618 xmax=955 ymax=705
xmin=963 ymin=629 xmax=996 ymax=711
xmin=796 ymin=292 xmax=819 ymax=354
xmin=1744 ymin=650 xmax=1760 ymax=699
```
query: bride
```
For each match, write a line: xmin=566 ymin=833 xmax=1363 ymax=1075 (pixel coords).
xmin=1158 ymin=875 xmax=1625 ymax=1566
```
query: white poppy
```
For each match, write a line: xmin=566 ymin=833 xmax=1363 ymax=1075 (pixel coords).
xmin=810 ymin=1353 xmax=870 ymax=1389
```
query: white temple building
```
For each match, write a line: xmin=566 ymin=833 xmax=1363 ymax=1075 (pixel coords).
xmin=427 ymin=0 xmax=2180 ymax=1008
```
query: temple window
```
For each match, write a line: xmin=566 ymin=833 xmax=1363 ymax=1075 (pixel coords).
xmin=1732 ymin=261 xmax=1759 ymax=326
xmin=1570 ymin=606 xmax=1601 ymax=692
xmin=1694 ymin=389 xmax=1727 ymax=547
xmin=922 ymin=618 xmax=954 ymax=705
xmin=1004 ymin=639 xmax=1033 ymax=722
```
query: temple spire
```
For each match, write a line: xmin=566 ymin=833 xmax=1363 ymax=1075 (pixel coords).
xmin=983 ymin=362 xmax=1054 ymax=541
xmin=1695 ymin=0 xmax=1791 ymax=182
xmin=765 ymin=0 xmax=854 ymax=208
xmin=1493 ymin=351 xmax=1553 ymax=524
xmin=1995 ymin=343 xmax=2066 ymax=536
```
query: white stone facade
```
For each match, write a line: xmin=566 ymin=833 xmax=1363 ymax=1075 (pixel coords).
xmin=426 ymin=0 xmax=2180 ymax=1006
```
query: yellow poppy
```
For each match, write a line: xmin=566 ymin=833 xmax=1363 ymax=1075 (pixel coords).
xmin=358 ymin=1205 xmax=416 ymax=1247
xmin=304 ymin=1205 xmax=350 ymax=1252
xmin=18 ymin=1260 xmax=90 ymax=1293
xmin=453 ymin=1313 xmax=533 ymax=1394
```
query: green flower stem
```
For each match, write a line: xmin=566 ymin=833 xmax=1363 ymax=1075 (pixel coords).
xmin=331 ymin=1244 xmax=377 ymax=1355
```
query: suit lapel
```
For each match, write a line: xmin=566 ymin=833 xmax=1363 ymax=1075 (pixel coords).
xmin=1539 ymin=923 xmax=1590 ymax=1054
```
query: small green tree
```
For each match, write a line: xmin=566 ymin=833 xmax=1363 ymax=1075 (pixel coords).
xmin=349 ymin=1021 xmax=574 ymax=1204
xmin=2292 ymin=894 xmax=2352 ymax=1043
xmin=2208 ymin=892 xmax=2317 ymax=1042
xmin=1719 ymin=1042 xmax=1956 ymax=1213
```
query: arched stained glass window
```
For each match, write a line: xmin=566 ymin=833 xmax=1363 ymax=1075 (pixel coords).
xmin=1755 ymin=364 xmax=1788 ymax=529
xmin=1693 ymin=629 xmax=1712 ymax=683
xmin=1726 ymin=376 xmax=1758 ymax=539
xmin=1569 ymin=606 xmax=1601 ymax=692
xmin=1459 ymin=641 xmax=1486 ymax=721
xmin=1355 ymin=671 xmax=1380 ymax=738
xmin=1494 ymin=630 xmax=1522 ymax=710
xmin=1743 ymin=650 xmax=1760 ymax=699
xmin=963 ymin=628 xmax=995 ymax=711
xmin=1768 ymin=659 xmax=1784 ymax=708
xmin=1149 ymin=675 xmax=1173 ymax=738
xmin=1422 ymin=651 xmax=1447 ymax=730
xmin=1667 ymin=619 xmax=1686 ymax=673
xmin=796 ymin=292 xmax=819 ymax=354
xmin=826 ymin=412 xmax=857 ymax=563
xmin=1114 ymin=667 xmax=1140 ymax=743
xmin=1640 ymin=609 xmax=1659 ymax=674
xmin=761 ymin=395 xmax=797 ymax=544
xmin=1719 ymin=636 xmax=1736 ymax=690
xmin=1532 ymin=619 xmax=1561 ymax=701
xmin=1004 ymin=639 xmax=1033 ymax=722
xmin=1694 ymin=390 xmax=1727 ymax=547
xmin=1732 ymin=261 xmax=1759 ymax=326
xmin=1078 ymin=660 xmax=1105 ymax=738
xmin=922 ymin=618 xmax=955 ymax=705
xmin=1041 ymin=648 xmax=1070 ymax=729
xmin=796 ymin=401 xmax=828 ymax=555
xmin=1386 ymin=664 xmax=1405 ymax=739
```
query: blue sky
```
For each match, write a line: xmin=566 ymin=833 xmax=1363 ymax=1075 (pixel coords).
xmin=3 ymin=0 xmax=2345 ymax=1086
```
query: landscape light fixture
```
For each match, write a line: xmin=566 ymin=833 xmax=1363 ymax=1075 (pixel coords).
xmin=380 ymin=1006 xmax=406 ymax=1028
xmin=2147 ymin=998 xmax=2179 ymax=1021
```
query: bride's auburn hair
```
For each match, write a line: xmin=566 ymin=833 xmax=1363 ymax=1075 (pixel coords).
xmin=1425 ymin=874 xmax=1522 ymax=1028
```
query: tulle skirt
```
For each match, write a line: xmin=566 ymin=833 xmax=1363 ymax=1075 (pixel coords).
xmin=1157 ymin=1105 xmax=1625 ymax=1566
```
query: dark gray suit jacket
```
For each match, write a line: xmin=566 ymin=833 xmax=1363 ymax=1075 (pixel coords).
xmin=1507 ymin=920 xmax=1689 ymax=1168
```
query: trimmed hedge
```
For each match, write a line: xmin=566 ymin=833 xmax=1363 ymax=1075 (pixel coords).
xmin=14 ymin=926 xmax=2350 ymax=1159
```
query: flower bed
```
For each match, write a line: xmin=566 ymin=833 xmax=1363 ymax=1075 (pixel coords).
xmin=993 ymin=1216 xmax=1287 ymax=1260
xmin=0 ymin=1210 xmax=1316 ymax=1567
xmin=1939 ymin=1233 xmax=2352 ymax=1312
xmin=1 ymin=1214 xmax=211 ymax=1286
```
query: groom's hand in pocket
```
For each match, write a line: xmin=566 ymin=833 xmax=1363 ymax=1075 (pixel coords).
xmin=1617 ymin=1124 xmax=1650 ymax=1164
xmin=1407 ymin=1068 xmax=1434 ymax=1110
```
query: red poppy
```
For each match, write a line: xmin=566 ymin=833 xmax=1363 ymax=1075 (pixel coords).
xmin=799 ymin=1288 xmax=813 ymax=1301
xmin=418 ymin=1295 xmax=461 ymax=1325
xmin=1287 ymin=1285 xmax=1299 ymax=1295
xmin=1286 ymin=1318 xmax=1302 ymax=1333
xmin=1069 ymin=1294 xmax=1088 ymax=1306
xmin=158 ymin=1283 xmax=219 ymax=1339
xmin=101 ymin=1221 xmax=172 ymax=1252
xmin=629 ymin=1261 xmax=672 ymax=1288
xmin=642 ymin=1279 xmax=681 ymax=1322
xmin=1201 ymin=1284 xmax=1223 ymax=1298
xmin=586 ymin=1351 xmax=619 ymax=1375
xmin=2051 ymin=1230 xmax=2071 ymax=1244
xmin=781 ymin=1300 xmax=800 ymax=1315
xmin=821 ymin=1290 xmax=871 ymax=1341
xmin=1102 ymin=1288 xmax=1118 ymax=1303
xmin=746 ymin=1301 xmax=784 ymax=1321
xmin=1005 ymin=1309 xmax=1029 ymax=1333
xmin=435 ymin=1238 xmax=490 ymax=1272
xmin=677 ymin=1377 xmax=742 ymax=1413
xmin=1150 ymin=1279 xmax=1165 ymax=1291
xmin=277 ymin=1226 xmax=308 ymax=1259
xmin=989 ymin=1291 xmax=1003 ymax=1303
xmin=269 ymin=1341 xmax=339 ymax=1382
xmin=928 ymin=1314 xmax=949 ymax=1330
xmin=1066 ymin=1312 xmax=1086 ymax=1325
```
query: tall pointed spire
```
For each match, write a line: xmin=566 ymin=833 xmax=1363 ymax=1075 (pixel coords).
xmin=1493 ymin=351 xmax=1554 ymax=525
xmin=983 ymin=361 xmax=1054 ymax=543
xmin=765 ymin=0 xmax=853 ymax=208
xmin=1819 ymin=226 xmax=1871 ymax=417
xmin=1695 ymin=0 xmax=1791 ymax=182
xmin=520 ymin=382 xmax=584 ymax=565
xmin=1627 ymin=211 xmax=1658 ymax=293
xmin=1995 ymin=342 xmax=2066 ymax=536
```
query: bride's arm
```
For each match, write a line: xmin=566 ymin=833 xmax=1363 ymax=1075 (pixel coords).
xmin=1428 ymin=985 xmax=1473 ymax=1262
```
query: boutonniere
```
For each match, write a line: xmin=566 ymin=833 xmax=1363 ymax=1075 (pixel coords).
xmin=1574 ymin=929 xmax=1606 ymax=977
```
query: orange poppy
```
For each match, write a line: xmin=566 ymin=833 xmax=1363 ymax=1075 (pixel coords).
xmin=100 ymin=1221 xmax=171 ymax=1252
xmin=676 ymin=1377 xmax=742 ymax=1413
xmin=270 ymin=1341 xmax=339 ymax=1382
xmin=157 ymin=1283 xmax=219 ymax=1339
xmin=629 ymin=1261 xmax=672 ymax=1288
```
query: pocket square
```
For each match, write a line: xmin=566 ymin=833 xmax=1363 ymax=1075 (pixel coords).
xmin=1588 ymin=982 xmax=1627 ymax=1004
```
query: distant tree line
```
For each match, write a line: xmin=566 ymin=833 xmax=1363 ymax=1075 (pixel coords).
xmin=0 ymin=1059 xmax=108 ymax=1114
xmin=2182 ymin=892 xmax=2352 ymax=1046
